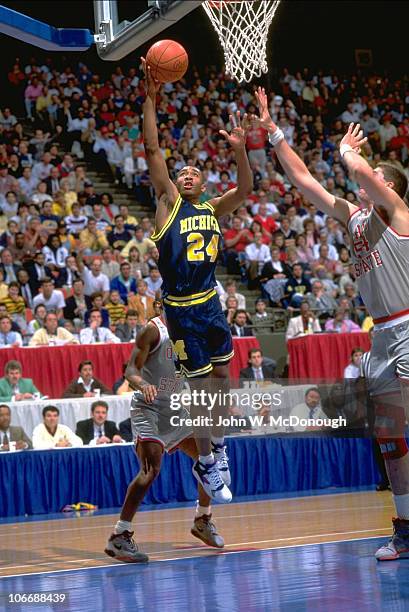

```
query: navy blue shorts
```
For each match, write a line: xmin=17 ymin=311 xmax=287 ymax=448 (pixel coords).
xmin=164 ymin=294 xmax=234 ymax=377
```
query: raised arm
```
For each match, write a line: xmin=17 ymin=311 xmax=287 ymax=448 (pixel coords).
xmin=254 ymin=87 xmax=357 ymax=226
xmin=210 ymin=111 xmax=253 ymax=218
xmin=125 ymin=322 xmax=159 ymax=403
xmin=340 ymin=123 xmax=409 ymax=228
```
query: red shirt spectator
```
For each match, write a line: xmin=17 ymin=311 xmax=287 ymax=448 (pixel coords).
xmin=246 ymin=126 xmax=267 ymax=151
xmin=254 ymin=203 xmax=278 ymax=235
xmin=223 ymin=217 xmax=253 ymax=253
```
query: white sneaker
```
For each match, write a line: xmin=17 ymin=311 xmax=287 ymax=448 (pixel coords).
xmin=375 ymin=518 xmax=409 ymax=561
xmin=192 ymin=459 xmax=232 ymax=503
xmin=212 ymin=442 xmax=231 ymax=487
xmin=105 ymin=531 xmax=149 ymax=563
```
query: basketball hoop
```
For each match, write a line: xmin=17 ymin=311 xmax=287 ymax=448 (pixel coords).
xmin=202 ymin=0 xmax=281 ymax=83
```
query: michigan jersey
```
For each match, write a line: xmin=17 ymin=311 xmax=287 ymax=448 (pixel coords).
xmin=151 ymin=195 xmax=221 ymax=305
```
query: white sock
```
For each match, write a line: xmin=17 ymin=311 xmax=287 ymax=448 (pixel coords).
xmin=393 ymin=494 xmax=409 ymax=520
xmin=211 ymin=436 xmax=225 ymax=448
xmin=115 ymin=519 xmax=133 ymax=534
xmin=199 ymin=453 xmax=214 ymax=465
xmin=196 ymin=502 xmax=211 ymax=517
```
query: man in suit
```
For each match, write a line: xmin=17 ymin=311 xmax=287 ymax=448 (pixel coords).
xmin=115 ymin=310 xmax=142 ymax=343
xmin=24 ymin=251 xmax=53 ymax=294
xmin=240 ymin=348 xmax=277 ymax=385
xmin=0 ymin=248 xmax=21 ymax=285
xmin=76 ymin=400 xmax=122 ymax=445
xmin=285 ymin=300 xmax=322 ymax=341
xmin=0 ymin=360 xmax=41 ymax=402
xmin=230 ymin=309 xmax=254 ymax=337
xmin=44 ymin=166 xmax=60 ymax=196
xmin=0 ymin=404 xmax=32 ymax=449
xmin=62 ymin=360 xmax=111 ymax=398
xmin=118 ymin=417 xmax=133 ymax=442
xmin=63 ymin=278 xmax=92 ymax=323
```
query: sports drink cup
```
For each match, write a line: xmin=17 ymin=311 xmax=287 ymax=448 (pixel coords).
xmin=94 ymin=388 xmax=101 ymax=398
xmin=9 ymin=441 xmax=16 ymax=452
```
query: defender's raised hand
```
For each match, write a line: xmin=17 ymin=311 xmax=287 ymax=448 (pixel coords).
xmin=219 ymin=111 xmax=249 ymax=150
xmin=141 ymin=56 xmax=161 ymax=100
xmin=340 ymin=123 xmax=368 ymax=154
xmin=254 ymin=86 xmax=277 ymax=132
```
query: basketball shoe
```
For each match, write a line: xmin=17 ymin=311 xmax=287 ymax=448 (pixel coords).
xmin=105 ymin=531 xmax=149 ymax=563
xmin=375 ymin=518 xmax=409 ymax=560
xmin=211 ymin=442 xmax=231 ymax=487
xmin=191 ymin=514 xmax=224 ymax=548
xmin=192 ymin=459 xmax=232 ymax=503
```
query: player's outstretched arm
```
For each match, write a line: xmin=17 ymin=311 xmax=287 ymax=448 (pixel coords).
xmin=125 ymin=322 xmax=159 ymax=403
xmin=211 ymin=111 xmax=253 ymax=218
xmin=340 ymin=122 xmax=408 ymax=217
xmin=253 ymin=87 xmax=357 ymax=225
xmin=141 ymin=57 xmax=178 ymax=203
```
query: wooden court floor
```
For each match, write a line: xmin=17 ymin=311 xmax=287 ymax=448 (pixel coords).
xmin=0 ymin=490 xmax=395 ymax=577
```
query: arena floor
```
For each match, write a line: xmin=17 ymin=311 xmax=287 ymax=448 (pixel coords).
xmin=0 ymin=489 xmax=407 ymax=611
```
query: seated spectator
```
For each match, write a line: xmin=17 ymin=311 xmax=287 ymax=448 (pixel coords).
xmin=76 ymin=400 xmax=122 ymax=446
xmin=285 ymin=301 xmax=322 ymax=341
xmin=128 ymin=246 xmax=149 ymax=280
xmin=325 ymin=308 xmax=361 ymax=333
xmin=17 ymin=268 xmax=34 ymax=308
xmin=84 ymin=292 xmax=110 ymax=328
xmin=110 ymin=261 xmax=137 ymax=304
xmin=282 ymin=263 xmax=311 ymax=308
xmin=127 ymin=280 xmax=155 ymax=325
xmin=108 ymin=214 xmax=132 ymax=252
xmin=119 ymin=417 xmax=133 ymax=442
xmin=3 ymin=282 xmax=26 ymax=331
xmin=0 ymin=404 xmax=32 ymax=450
xmin=219 ymin=279 xmax=246 ymax=310
xmin=63 ymin=278 xmax=92 ymax=323
xmin=64 ymin=202 xmax=88 ymax=235
xmin=230 ymin=309 xmax=254 ymax=337
xmin=32 ymin=405 xmax=83 ymax=449
xmin=223 ymin=215 xmax=253 ymax=275
xmin=79 ymin=217 xmax=109 ymax=255
xmin=289 ymin=387 xmax=327 ymax=432
xmin=0 ymin=314 xmax=23 ymax=348
xmin=239 ymin=348 xmax=276 ymax=384
xmin=121 ymin=225 xmax=154 ymax=260
xmin=25 ymin=251 xmax=53 ymax=294
xmin=112 ymin=364 xmax=131 ymax=394
xmin=9 ymin=232 xmax=37 ymax=263
xmin=42 ymin=234 xmax=69 ymax=270
xmin=223 ymin=296 xmax=239 ymax=326
xmin=80 ymin=309 xmax=120 ymax=344
xmin=30 ymin=311 xmax=79 ymax=346
xmin=307 ymin=280 xmax=338 ymax=320
xmin=245 ymin=232 xmax=272 ymax=286
xmin=62 ymin=360 xmax=112 ymax=398
xmin=344 ymin=347 xmax=364 ymax=379
xmin=0 ymin=269 xmax=8 ymax=302
xmin=0 ymin=360 xmax=40 ymax=402
xmin=252 ymin=298 xmax=274 ymax=331
xmin=260 ymin=246 xmax=291 ymax=281
xmin=144 ymin=266 xmax=162 ymax=299
xmin=27 ymin=303 xmax=47 ymax=337
xmin=105 ymin=290 xmax=127 ymax=325
xmin=78 ymin=256 xmax=110 ymax=302
xmin=115 ymin=310 xmax=142 ymax=343
xmin=32 ymin=277 xmax=65 ymax=317
xmin=0 ymin=247 xmax=21 ymax=284
xmin=101 ymin=247 xmax=120 ymax=280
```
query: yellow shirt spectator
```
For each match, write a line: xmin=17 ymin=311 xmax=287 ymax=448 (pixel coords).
xmin=79 ymin=220 xmax=109 ymax=253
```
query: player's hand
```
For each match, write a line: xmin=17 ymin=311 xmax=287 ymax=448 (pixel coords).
xmin=141 ymin=57 xmax=161 ymax=100
xmin=219 ymin=111 xmax=249 ymax=150
xmin=141 ymin=383 xmax=157 ymax=404
xmin=340 ymin=123 xmax=368 ymax=154
xmin=253 ymin=86 xmax=277 ymax=132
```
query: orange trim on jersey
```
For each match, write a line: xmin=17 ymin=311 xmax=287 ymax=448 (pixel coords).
xmin=373 ymin=307 xmax=409 ymax=324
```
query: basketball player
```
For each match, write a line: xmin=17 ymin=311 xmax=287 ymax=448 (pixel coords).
xmin=105 ymin=306 xmax=225 ymax=563
xmin=141 ymin=58 xmax=253 ymax=503
xmin=254 ymin=87 xmax=409 ymax=560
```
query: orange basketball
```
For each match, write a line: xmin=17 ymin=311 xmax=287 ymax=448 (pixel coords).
xmin=146 ymin=39 xmax=188 ymax=83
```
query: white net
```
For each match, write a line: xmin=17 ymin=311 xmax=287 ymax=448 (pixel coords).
xmin=202 ymin=0 xmax=281 ymax=83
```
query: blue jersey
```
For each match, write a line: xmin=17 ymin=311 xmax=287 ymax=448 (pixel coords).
xmin=151 ymin=195 xmax=222 ymax=306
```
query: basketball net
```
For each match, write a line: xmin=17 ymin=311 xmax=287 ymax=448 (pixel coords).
xmin=202 ymin=0 xmax=281 ymax=83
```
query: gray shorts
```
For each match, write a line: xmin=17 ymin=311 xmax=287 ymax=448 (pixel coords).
xmin=130 ymin=393 xmax=192 ymax=453
xmin=362 ymin=319 xmax=409 ymax=397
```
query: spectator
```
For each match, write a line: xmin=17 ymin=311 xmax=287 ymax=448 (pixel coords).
xmin=285 ymin=301 xmax=322 ymax=341
xmin=84 ymin=292 xmax=110 ymax=328
xmin=115 ymin=309 xmax=142 ymax=343
xmin=223 ymin=215 xmax=253 ymax=275
xmin=76 ymin=400 xmax=122 ymax=445
xmin=119 ymin=417 xmax=133 ymax=442
xmin=108 ymin=214 xmax=132 ymax=252
xmin=64 ymin=202 xmax=88 ymax=234
xmin=32 ymin=405 xmax=83 ymax=449
xmin=17 ymin=268 xmax=34 ymax=308
xmin=219 ymin=279 xmax=246 ymax=310
xmin=79 ymin=218 xmax=109 ymax=255
xmin=101 ymin=247 xmax=120 ymax=280
xmin=105 ymin=289 xmax=127 ymax=325
xmin=245 ymin=231 xmax=272 ymax=283
xmin=30 ymin=311 xmax=78 ymax=346
xmin=3 ymin=282 xmax=26 ymax=330
xmin=230 ymin=309 xmax=254 ymax=337
xmin=289 ymin=388 xmax=327 ymax=432
xmin=25 ymin=251 xmax=53 ymax=293
xmin=78 ymin=256 xmax=110 ymax=301
xmin=62 ymin=360 xmax=111 ymax=398
xmin=63 ymin=278 xmax=92 ymax=323
xmin=252 ymin=298 xmax=274 ymax=331
xmin=144 ymin=267 xmax=162 ymax=299
xmin=27 ymin=303 xmax=47 ymax=337
xmin=0 ymin=404 xmax=32 ymax=450
xmin=112 ymin=363 xmax=131 ymax=394
xmin=127 ymin=280 xmax=155 ymax=325
xmin=282 ymin=263 xmax=311 ymax=308
xmin=344 ymin=347 xmax=364 ymax=379
xmin=0 ymin=248 xmax=21 ymax=284
xmin=325 ymin=308 xmax=361 ymax=333
xmin=0 ymin=360 xmax=40 ymax=401
xmin=32 ymin=277 xmax=65 ymax=317
xmin=110 ymin=261 xmax=137 ymax=304
xmin=120 ymin=225 xmax=154 ymax=259
xmin=307 ymin=280 xmax=338 ymax=320
xmin=80 ymin=309 xmax=120 ymax=344
xmin=128 ymin=246 xmax=149 ymax=279
xmin=239 ymin=348 xmax=276 ymax=384
xmin=0 ymin=314 xmax=23 ymax=348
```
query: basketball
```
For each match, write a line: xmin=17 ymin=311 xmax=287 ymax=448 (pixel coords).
xmin=145 ymin=39 xmax=188 ymax=83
